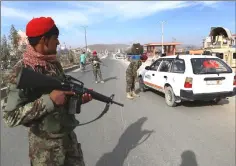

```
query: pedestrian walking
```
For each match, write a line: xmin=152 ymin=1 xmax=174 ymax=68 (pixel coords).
xmin=80 ymin=51 xmax=87 ymax=71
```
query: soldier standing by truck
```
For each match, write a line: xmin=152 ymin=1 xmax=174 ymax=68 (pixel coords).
xmin=126 ymin=54 xmax=148 ymax=99
xmin=90 ymin=51 xmax=104 ymax=83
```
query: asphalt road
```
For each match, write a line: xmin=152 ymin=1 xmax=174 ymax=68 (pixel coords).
xmin=1 ymin=56 xmax=235 ymax=166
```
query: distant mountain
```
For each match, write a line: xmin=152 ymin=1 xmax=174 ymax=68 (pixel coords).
xmin=87 ymin=44 xmax=130 ymax=52
xmin=85 ymin=43 xmax=202 ymax=52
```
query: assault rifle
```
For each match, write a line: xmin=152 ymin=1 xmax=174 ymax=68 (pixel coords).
xmin=90 ymin=60 xmax=107 ymax=67
xmin=16 ymin=68 xmax=124 ymax=124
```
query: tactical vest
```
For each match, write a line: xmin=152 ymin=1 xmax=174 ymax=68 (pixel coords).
xmin=91 ymin=56 xmax=100 ymax=68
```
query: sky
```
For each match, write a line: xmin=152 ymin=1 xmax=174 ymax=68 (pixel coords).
xmin=1 ymin=1 xmax=235 ymax=48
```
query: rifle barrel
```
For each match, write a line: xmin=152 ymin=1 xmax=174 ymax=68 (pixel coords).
xmin=112 ymin=101 xmax=124 ymax=107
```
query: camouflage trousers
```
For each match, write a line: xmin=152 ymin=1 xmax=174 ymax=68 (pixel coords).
xmin=126 ymin=75 xmax=136 ymax=92
xmin=93 ymin=67 xmax=103 ymax=81
xmin=29 ymin=131 xmax=85 ymax=166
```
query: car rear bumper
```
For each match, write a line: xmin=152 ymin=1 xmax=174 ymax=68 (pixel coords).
xmin=180 ymin=88 xmax=236 ymax=101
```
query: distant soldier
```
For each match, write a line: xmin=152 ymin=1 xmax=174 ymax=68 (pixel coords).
xmin=126 ymin=54 xmax=148 ymax=99
xmin=90 ymin=51 xmax=104 ymax=83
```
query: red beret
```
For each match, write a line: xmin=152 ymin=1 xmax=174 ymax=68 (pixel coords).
xmin=26 ymin=17 xmax=55 ymax=37
xmin=93 ymin=51 xmax=97 ymax=55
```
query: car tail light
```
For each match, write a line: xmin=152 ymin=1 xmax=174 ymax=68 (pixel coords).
xmin=184 ymin=77 xmax=193 ymax=88
xmin=233 ymin=75 xmax=236 ymax=86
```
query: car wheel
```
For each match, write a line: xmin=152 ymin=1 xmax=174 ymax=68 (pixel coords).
xmin=164 ymin=86 xmax=177 ymax=107
xmin=138 ymin=77 xmax=148 ymax=92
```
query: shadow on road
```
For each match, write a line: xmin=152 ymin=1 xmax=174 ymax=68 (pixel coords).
xmin=103 ymin=76 xmax=118 ymax=82
xmin=180 ymin=150 xmax=198 ymax=166
xmin=181 ymin=99 xmax=229 ymax=107
xmin=135 ymin=88 xmax=141 ymax=94
xmin=81 ymin=69 xmax=93 ymax=73
xmin=141 ymin=89 xmax=229 ymax=107
xmin=95 ymin=117 xmax=154 ymax=166
xmin=140 ymin=88 xmax=165 ymax=97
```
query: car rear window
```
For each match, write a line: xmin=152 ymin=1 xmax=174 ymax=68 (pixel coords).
xmin=191 ymin=58 xmax=232 ymax=74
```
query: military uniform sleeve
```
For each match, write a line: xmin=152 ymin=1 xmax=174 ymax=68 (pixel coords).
xmin=2 ymin=83 xmax=55 ymax=128
xmin=137 ymin=60 xmax=143 ymax=69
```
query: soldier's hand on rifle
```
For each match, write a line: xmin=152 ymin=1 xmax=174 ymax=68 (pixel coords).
xmin=50 ymin=90 xmax=75 ymax=106
xmin=82 ymin=89 xmax=93 ymax=104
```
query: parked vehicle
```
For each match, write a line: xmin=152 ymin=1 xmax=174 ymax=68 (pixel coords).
xmin=138 ymin=55 xmax=236 ymax=107
xmin=115 ymin=53 xmax=126 ymax=59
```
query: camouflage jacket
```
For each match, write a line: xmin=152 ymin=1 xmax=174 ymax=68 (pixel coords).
xmin=89 ymin=56 xmax=102 ymax=69
xmin=126 ymin=60 xmax=142 ymax=77
xmin=2 ymin=60 xmax=80 ymax=139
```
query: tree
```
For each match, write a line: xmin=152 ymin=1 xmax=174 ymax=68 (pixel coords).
xmin=0 ymin=35 xmax=10 ymax=64
xmin=8 ymin=25 xmax=21 ymax=62
xmin=68 ymin=49 xmax=75 ymax=64
xmin=9 ymin=25 xmax=20 ymax=50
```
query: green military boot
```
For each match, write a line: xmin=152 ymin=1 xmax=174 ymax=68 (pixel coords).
xmin=126 ymin=92 xmax=134 ymax=99
xmin=131 ymin=91 xmax=140 ymax=97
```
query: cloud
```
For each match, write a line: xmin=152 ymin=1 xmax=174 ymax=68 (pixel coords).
xmin=195 ymin=1 xmax=220 ymax=10
xmin=199 ymin=1 xmax=219 ymax=6
xmin=1 ymin=1 xmax=223 ymax=46
xmin=1 ymin=1 xmax=221 ymax=29
xmin=94 ymin=1 xmax=192 ymax=21
xmin=1 ymin=6 xmax=30 ymax=20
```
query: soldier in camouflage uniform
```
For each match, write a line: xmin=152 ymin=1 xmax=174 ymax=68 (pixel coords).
xmin=126 ymin=55 xmax=148 ymax=99
xmin=90 ymin=51 xmax=104 ymax=84
xmin=2 ymin=17 xmax=92 ymax=166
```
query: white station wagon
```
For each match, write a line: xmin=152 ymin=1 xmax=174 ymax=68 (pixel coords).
xmin=138 ymin=55 xmax=236 ymax=107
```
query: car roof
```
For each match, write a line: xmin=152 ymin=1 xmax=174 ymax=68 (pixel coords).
xmin=159 ymin=55 xmax=220 ymax=60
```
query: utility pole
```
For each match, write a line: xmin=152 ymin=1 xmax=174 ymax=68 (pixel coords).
xmin=160 ymin=21 xmax=165 ymax=54
xmin=81 ymin=26 xmax=88 ymax=52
